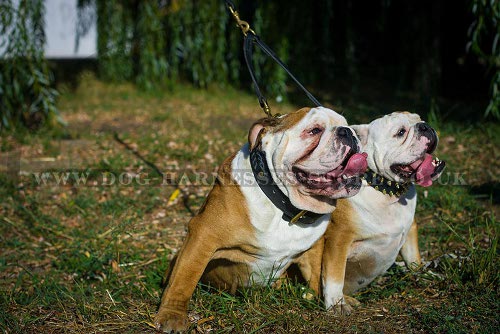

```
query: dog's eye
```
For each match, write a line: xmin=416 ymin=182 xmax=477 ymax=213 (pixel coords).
xmin=396 ymin=128 xmax=406 ymax=137
xmin=308 ymin=127 xmax=323 ymax=135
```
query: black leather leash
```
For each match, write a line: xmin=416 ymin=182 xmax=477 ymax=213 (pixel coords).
xmin=225 ymin=1 xmax=326 ymax=224
xmin=225 ymin=0 xmax=322 ymax=117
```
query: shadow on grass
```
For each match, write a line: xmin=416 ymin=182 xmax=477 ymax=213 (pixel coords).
xmin=469 ymin=181 xmax=500 ymax=205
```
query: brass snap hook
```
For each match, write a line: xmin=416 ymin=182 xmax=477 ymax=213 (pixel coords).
xmin=227 ymin=4 xmax=255 ymax=36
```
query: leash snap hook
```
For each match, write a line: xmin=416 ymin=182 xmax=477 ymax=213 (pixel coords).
xmin=259 ymin=98 xmax=273 ymax=118
xmin=227 ymin=2 xmax=255 ymax=36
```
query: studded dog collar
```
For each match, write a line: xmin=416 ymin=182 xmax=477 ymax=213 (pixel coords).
xmin=363 ymin=169 xmax=410 ymax=198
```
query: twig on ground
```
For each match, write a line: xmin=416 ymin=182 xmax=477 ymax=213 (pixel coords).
xmin=113 ymin=132 xmax=195 ymax=217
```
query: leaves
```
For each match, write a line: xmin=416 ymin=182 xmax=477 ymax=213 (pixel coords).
xmin=0 ymin=0 xmax=60 ymax=131
xmin=89 ymin=1 xmax=290 ymax=98
xmin=469 ymin=0 xmax=500 ymax=119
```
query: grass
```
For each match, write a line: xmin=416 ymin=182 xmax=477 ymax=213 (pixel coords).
xmin=1 ymin=72 xmax=499 ymax=333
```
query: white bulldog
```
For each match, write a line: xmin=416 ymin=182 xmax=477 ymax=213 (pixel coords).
xmin=296 ymin=111 xmax=446 ymax=315
xmin=154 ymin=107 xmax=368 ymax=332
xmin=355 ymin=112 xmax=443 ymax=188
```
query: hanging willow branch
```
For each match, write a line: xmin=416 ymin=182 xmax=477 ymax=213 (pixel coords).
xmin=136 ymin=0 xmax=169 ymax=90
xmin=96 ymin=0 xmax=133 ymax=82
xmin=469 ymin=0 xmax=500 ymax=119
xmin=0 ymin=0 xmax=60 ymax=130
xmin=91 ymin=0 xmax=290 ymax=98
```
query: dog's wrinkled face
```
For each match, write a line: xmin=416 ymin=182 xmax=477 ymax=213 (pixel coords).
xmin=249 ymin=107 xmax=367 ymax=214
xmin=352 ymin=112 xmax=446 ymax=186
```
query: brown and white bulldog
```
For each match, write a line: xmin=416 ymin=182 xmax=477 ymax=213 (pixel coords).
xmin=297 ymin=112 xmax=446 ymax=315
xmin=154 ymin=107 xmax=368 ymax=332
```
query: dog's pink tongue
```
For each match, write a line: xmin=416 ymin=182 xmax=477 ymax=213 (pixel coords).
xmin=415 ymin=153 xmax=434 ymax=187
xmin=341 ymin=152 xmax=368 ymax=177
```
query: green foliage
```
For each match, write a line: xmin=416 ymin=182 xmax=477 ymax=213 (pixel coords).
xmin=74 ymin=1 xmax=498 ymax=115
xmin=486 ymin=71 xmax=500 ymax=119
xmin=136 ymin=1 xmax=169 ymax=90
xmin=164 ymin=1 xmax=232 ymax=88
xmin=87 ymin=0 xmax=291 ymax=98
xmin=470 ymin=0 xmax=500 ymax=119
xmin=95 ymin=0 xmax=133 ymax=81
xmin=0 ymin=0 xmax=60 ymax=130
xmin=253 ymin=2 xmax=289 ymax=103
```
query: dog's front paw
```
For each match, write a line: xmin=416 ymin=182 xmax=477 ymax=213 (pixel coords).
xmin=343 ymin=295 xmax=361 ymax=307
xmin=326 ymin=295 xmax=357 ymax=316
xmin=328 ymin=299 xmax=353 ymax=316
xmin=154 ymin=311 xmax=188 ymax=333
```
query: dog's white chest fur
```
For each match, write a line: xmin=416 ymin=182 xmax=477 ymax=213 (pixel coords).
xmin=248 ymin=210 xmax=329 ymax=285
xmin=345 ymin=183 xmax=417 ymax=292
xmin=232 ymin=147 xmax=329 ymax=285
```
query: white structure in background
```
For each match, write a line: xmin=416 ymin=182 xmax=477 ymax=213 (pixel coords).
xmin=45 ymin=0 xmax=96 ymax=58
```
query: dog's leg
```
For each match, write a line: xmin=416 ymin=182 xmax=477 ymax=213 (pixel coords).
xmin=322 ymin=224 xmax=355 ymax=316
xmin=400 ymin=219 xmax=422 ymax=269
xmin=154 ymin=225 xmax=217 ymax=333
xmin=294 ymin=237 xmax=324 ymax=299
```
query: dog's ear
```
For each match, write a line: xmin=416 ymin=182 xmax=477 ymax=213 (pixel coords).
xmin=248 ymin=122 xmax=266 ymax=151
xmin=248 ymin=118 xmax=278 ymax=151
xmin=351 ymin=124 xmax=369 ymax=147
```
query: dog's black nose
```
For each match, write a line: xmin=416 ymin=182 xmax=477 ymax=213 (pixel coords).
xmin=417 ymin=122 xmax=438 ymax=153
xmin=417 ymin=122 xmax=430 ymax=133
xmin=337 ymin=126 xmax=352 ymax=138
xmin=337 ymin=127 xmax=358 ymax=151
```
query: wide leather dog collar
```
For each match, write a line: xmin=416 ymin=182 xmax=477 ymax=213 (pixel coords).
xmin=249 ymin=149 xmax=323 ymax=224
xmin=363 ymin=169 xmax=410 ymax=198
